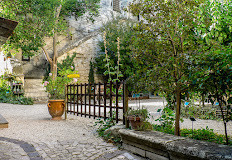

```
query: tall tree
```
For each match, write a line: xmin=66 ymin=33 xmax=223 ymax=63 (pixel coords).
xmin=128 ymin=0 xmax=202 ymax=135
xmin=0 ymin=0 xmax=100 ymax=79
xmin=191 ymin=0 xmax=232 ymax=145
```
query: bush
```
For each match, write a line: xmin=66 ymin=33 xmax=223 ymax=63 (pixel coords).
xmin=153 ymin=107 xmax=231 ymax=145
xmin=180 ymin=127 xmax=232 ymax=145
xmin=94 ymin=111 xmax=122 ymax=146
xmin=0 ymin=86 xmax=33 ymax=105
xmin=181 ymin=103 xmax=220 ymax=120
xmin=153 ymin=125 xmax=232 ymax=145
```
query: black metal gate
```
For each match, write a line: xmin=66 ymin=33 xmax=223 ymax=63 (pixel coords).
xmin=65 ymin=80 xmax=128 ymax=124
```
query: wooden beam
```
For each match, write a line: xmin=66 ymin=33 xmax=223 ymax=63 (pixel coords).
xmin=0 ymin=17 xmax=18 ymax=38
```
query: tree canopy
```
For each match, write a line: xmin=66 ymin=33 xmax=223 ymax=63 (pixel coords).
xmin=0 ymin=0 xmax=100 ymax=56
xmin=128 ymin=0 xmax=203 ymax=135
xmin=0 ymin=0 xmax=100 ymax=79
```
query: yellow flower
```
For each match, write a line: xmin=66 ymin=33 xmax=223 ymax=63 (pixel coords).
xmin=67 ymin=74 xmax=80 ymax=78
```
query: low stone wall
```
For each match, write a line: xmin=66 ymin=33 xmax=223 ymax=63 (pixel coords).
xmin=119 ymin=129 xmax=232 ymax=160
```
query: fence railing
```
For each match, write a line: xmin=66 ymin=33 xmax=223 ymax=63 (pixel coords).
xmin=65 ymin=80 xmax=128 ymax=124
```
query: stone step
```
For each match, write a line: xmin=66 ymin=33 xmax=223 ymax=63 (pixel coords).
xmin=0 ymin=114 xmax=8 ymax=128
xmin=24 ymin=78 xmax=49 ymax=103
xmin=24 ymin=88 xmax=47 ymax=92
xmin=25 ymin=92 xmax=48 ymax=98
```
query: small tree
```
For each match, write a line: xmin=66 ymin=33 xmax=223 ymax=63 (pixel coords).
xmin=128 ymin=0 xmax=202 ymax=135
xmin=0 ymin=0 xmax=100 ymax=79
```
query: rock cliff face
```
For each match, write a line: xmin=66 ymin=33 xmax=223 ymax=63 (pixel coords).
xmin=11 ymin=0 xmax=133 ymax=101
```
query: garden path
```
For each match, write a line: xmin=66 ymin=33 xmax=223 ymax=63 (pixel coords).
xmin=128 ymin=97 xmax=232 ymax=136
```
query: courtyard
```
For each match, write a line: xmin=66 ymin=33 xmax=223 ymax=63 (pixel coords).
xmin=0 ymin=98 xmax=231 ymax=159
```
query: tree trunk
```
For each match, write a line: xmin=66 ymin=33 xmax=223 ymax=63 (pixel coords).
xmin=52 ymin=32 xmax=58 ymax=80
xmin=51 ymin=4 xmax=62 ymax=80
xmin=175 ymin=85 xmax=181 ymax=136
xmin=42 ymin=5 xmax=62 ymax=80
xmin=218 ymin=99 xmax=229 ymax=145
xmin=202 ymin=94 xmax=205 ymax=107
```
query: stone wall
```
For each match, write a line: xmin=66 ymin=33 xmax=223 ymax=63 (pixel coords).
xmin=119 ymin=129 xmax=232 ymax=160
xmin=58 ymin=36 xmax=103 ymax=83
xmin=4 ymin=0 xmax=135 ymax=100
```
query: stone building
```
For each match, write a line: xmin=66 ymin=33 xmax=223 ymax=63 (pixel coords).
xmin=3 ymin=0 xmax=133 ymax=102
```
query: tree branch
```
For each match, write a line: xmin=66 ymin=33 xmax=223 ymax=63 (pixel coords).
xmin=42 ymin=47 xmax=52 ymax=65
xmin=167 ymin=30 xmax=177 ymax=56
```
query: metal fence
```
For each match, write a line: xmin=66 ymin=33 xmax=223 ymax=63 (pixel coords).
xmin=65 ymin=80 xmax=128 ymax=124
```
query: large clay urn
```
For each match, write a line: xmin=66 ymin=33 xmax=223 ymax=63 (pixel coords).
xmin=48 ymin=99 xmax=65 ymax=120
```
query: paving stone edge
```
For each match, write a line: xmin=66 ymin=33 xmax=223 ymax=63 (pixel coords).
xmin=0 ymin=137 xmax=43 ymax=160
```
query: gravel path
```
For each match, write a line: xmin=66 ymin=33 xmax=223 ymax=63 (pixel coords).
xmin=129 ymin=98 xmax=232 ymax=136
xmin=0 ymin=103 xmax=144 ymax=160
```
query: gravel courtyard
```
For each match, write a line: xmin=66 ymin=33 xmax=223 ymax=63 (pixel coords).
xmin=0 ymin=98 xmax=231 ymax=159
xmin=0 ymin=103 xmax=143 ymax=160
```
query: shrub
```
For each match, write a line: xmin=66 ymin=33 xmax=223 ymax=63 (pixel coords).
xmin=0 ymin=85 xmax=33 ymax=105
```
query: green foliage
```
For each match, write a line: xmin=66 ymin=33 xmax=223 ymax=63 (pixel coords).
xmin=43 ymin=53 xmax=78 ymax=99
xmin=153 ymin=123 xmax=232 ymax=145
xmin=181 ymin=103 xmax=219 ymax=120
xmin=44 ymin=52 xmax=77 ymax=81
xmin=125 ymin=108 xmax=149 ymax=121
xmin=0 ymin=82 xmax=33 ymax=105
xmin=94 ymin=17 xmax=138 ymax=83
xmin=128 ymin=0 xmax=204 ymax=135
xmin=94 ymin=113 xmax=121 ymax=145
xmin=44 ymin=67 xmax=79 ymax=99
xmin=1 ymin=72 xmax=16 ymax=82
xmin=155 ymin=108 xmax=175 ymax=128
xmin=181 ymin=127 xmax=232 ymax=145
xmin=57 ymin=52 xmax=77 ymax=74
xmin=128 ymin=0 xmax=202 ymax=92
xmin=0 ymin=0 xmax=100 ymax=56
xmin=189 ymin=1 xmax=232 ymax=144
xmin=88 ymin=61 xmax=95 ymax=84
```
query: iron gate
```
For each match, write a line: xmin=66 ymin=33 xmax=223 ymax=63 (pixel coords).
xmin=65 ymin=80 xmax=128 ymax=124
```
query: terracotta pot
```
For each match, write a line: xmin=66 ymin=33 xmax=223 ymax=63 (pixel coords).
xmin=128 ymin=116 xmax=143 ymax=130
xmin=48 ymin=99 xmax=65 ymax=120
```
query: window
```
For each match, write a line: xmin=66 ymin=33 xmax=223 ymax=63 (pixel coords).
xmin=113 ymin=0 xmax=120 ymax=12
xmin=22 ymin=55 xmax=30 ymax=61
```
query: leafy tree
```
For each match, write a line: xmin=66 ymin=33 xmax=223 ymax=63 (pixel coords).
xmin=191 ymin=0 xmax=232 ymax=145
xmin=128 ymin=0 xmax=202 ymax=135
xmin=0 ymin=0 xmax=100 ymax=79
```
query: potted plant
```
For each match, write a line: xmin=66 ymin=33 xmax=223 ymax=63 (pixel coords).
xmin=44 ymin=67 xmax=79 ymax=120
xmin=6 ymin=53 xmax=11 ymax=59
xmin=125 ymin=108 xmax=150 ymax=130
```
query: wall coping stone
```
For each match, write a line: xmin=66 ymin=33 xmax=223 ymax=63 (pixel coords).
xmin=119 ymin=129 xmax=232 ymax=160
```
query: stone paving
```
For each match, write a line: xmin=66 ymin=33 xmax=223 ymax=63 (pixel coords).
xmin=0 ymin=103 xmax=145 ymax=160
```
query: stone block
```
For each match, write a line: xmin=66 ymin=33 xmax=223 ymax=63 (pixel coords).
xmin=119 ymin=129 xmax=232 ymax=160
xmin=0 ymin=114 xmax=8 ymax=128
xmin=145 ymin=151 xmax=168 ymax=160
xmin=122 ymin=143 xmax=145 ymax=157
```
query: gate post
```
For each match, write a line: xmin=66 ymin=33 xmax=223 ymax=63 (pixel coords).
xmin=65 ymin=85 xmax=68 ymax=120
xmin=123 ymin=81 xmax=129 ymax=128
